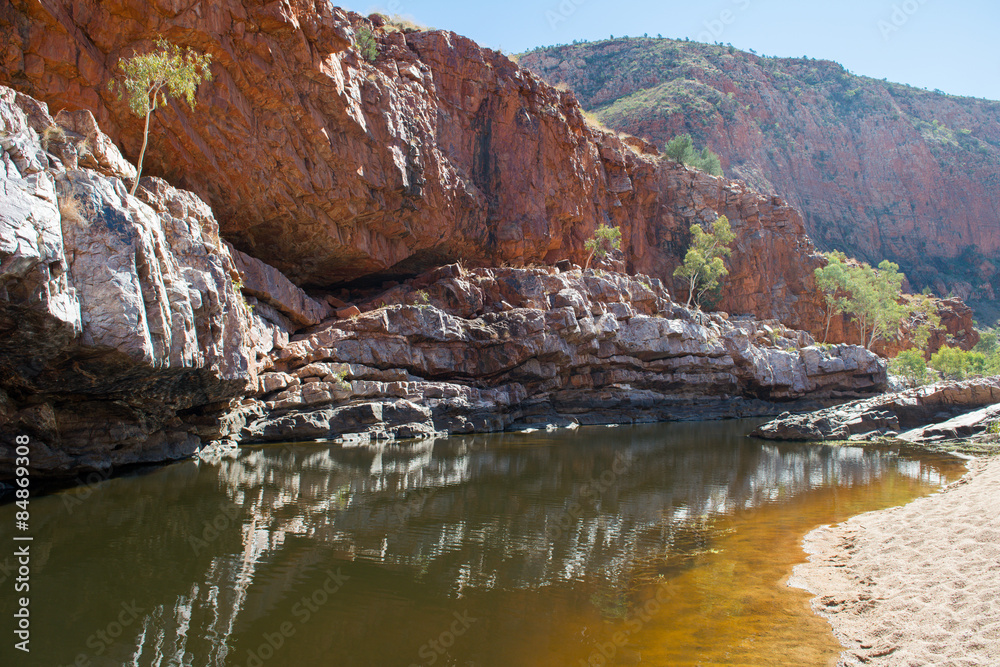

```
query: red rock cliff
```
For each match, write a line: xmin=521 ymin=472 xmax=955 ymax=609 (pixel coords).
xmin=0 ymin=3 xmax=972 ymax=350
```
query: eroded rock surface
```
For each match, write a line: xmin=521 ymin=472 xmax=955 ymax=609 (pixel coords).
xmin=0 ymin=84 xmax=895 ymax=479
xmin=241 ymin=265 xmax=887 ymax=444
xmin=753 ymin=377 xmax=1000 ymax=442
xmin=0 ymin=86 xmax=256 ymax=479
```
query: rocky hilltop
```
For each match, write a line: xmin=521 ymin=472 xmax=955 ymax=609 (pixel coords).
xmin=521 ymin=39 xmax=1000 ymax=322
xmin=0 ymin=84 xmax=889 ymax=479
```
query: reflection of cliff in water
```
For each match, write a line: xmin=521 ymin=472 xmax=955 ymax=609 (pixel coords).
xmin=4 ymin=421 xmax=954 ymax=667
xmin=215 ymin=421 xmax=946 ymax=594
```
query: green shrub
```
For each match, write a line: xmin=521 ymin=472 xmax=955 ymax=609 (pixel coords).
xmin=889 ymin=349 xmax=929 ymax=384
xmin=973 ymin=328 xmax=998 ymax=354
xmin=584 ymin=223 xmax=622 ymax=269
xmin=355 ymin=28 xmax=378 ymax=62
xmin=929 ymin=346 xmax=969 ymax=380
xmin=926 ymin=345 xmax=1000 ymax=380
xmin=966 ymin=351 xmax=989 ymax=376
xmin=662 ymin=133 xmax=724 ymax=176
xmin=330 ymin=368 xmax=350 ymax=390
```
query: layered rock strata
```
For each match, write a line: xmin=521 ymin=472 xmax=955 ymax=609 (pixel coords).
xmin=753 ymin=377 xmax=1000 ymax=442
xmin=239 ymin=264 xmax=887 ymax=444
xmin=0 ymin=84 xmax=892 ymax=481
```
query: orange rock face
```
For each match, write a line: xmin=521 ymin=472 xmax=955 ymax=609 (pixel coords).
xmin=0 ymin=3 xmax=974 ymax=350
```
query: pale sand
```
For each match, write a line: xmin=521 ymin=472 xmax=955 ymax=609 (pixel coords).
xmin=790 ymin=456 xmax=1000 ymax=667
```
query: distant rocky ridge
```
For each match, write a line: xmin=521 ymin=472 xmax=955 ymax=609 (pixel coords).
xmin=0 ymin=85 xmax=889 ymax=480
xmin=521 ymin=39 xmax=1000 ymax=322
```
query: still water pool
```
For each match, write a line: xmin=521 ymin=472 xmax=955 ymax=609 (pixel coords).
xmin=0 ymin=420 xmax=966 ymax=666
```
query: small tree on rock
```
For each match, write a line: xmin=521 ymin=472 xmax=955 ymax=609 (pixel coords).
xmin=814 ymin=250 xmax=850 ymax=343
xmin=662 ymin=133 xmax=724 ymax=176
xmin=584 ymin=223 xmax=622 ymax=269
xmin=905 ymin=293 xmax=942 ymax=352
xmin=355 ymin=28 xmax=378 ymax=62
xmin=673 ymin=215 xmax=735 ymax=309
xmin=109 ymin=38 xmax=213 ymax=196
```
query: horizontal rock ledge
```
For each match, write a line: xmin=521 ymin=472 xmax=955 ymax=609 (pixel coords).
xmin=235 ymin=264 xmax=888 ymax=446
xmin=752 ymin=377 xmax=1000 ymax=443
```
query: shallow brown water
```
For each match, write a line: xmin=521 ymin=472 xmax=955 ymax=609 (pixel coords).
xmin=0 ymin=420 xmax=965 ymax=666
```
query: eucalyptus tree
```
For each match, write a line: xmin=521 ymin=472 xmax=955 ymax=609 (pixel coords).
xmin=109 ymin=38 xmax=213 ymax=195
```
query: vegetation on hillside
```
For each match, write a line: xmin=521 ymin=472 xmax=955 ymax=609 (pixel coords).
xmin=355 ymin=28 xmax=378 ymax=62
xmin=520 ymin=38 xmax=1000 ymax=324
xmin=891 ymin=332 xmax=1000 ymax=384
xmin=815 ymin=252 xmax=940 ymax=351
xmin=376 ymin=14 xmax=432 ymax=32
xmin=662 ymin=134 xmax=723 ymax=176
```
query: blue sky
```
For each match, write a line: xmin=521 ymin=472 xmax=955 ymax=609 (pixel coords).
xmin=335 ymin=0 xmax=999 ymax=100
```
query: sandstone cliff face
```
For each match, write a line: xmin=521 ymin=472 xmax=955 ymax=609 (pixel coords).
xmin=240 ymin=264 xmax=887 ymax=444
xmin=520 ymin=39 xmax=1000 ymax=322
xmin=0 ymin=85 xmax=892 ymax=480
xmin=0 ymin=0 xmax=913 ymax=347
xmin=0 ymin=86 xmax=259 ymax=478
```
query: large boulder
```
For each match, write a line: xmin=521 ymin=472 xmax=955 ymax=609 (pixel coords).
xmin=753 ymin=377 xmax=1000 ymax=441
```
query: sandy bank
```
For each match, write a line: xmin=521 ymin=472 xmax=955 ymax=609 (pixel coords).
xmin=791 ymin=455 xmax=1000 ymax=666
